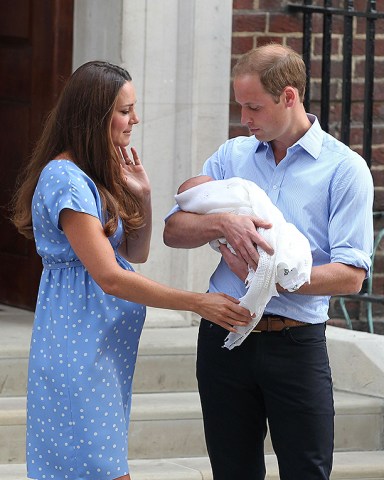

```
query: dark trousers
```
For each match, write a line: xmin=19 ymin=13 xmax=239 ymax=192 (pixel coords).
xmin=196 ymin=319 xmax=334 ymax=480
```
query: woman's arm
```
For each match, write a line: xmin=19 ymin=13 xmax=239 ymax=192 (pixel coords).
xmin=60 ymin=208 xmax=253 ymax=332
xmin=117 ymin=146 xmax=152 ymax=263
xmin=118 ymin=189 xmax=152 ymax=263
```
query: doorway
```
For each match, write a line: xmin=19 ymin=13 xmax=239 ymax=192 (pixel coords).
xmin=0 ymin=0 xmax=74 ymax=309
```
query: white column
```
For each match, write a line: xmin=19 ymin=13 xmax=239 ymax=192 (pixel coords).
xmin=73 ymin=0 xmax=124 ymax=69
xmin=73 ymin=0 xmax=233 ymax=325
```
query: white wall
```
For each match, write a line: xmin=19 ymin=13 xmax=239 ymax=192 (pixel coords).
xmin=73 ymin=0 xmax=233 ymax=325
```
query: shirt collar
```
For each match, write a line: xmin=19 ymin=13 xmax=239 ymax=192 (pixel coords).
xmin=295 ymin=114 xmax=323 ymax=159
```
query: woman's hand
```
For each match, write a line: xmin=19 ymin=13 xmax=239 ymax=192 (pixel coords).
xmin=118 ymin=146 xmax=152 ymax=263
xmin=119 ymin=146 xmax=151 ymax=198
xmin=195 ymin=292 xmax=253 ymax=332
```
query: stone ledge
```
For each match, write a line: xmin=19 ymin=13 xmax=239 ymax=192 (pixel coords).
xmin=2 ymin=451 xmax=384 ymax=480
xmin=327 ymin=325 xmax=384 ymax=399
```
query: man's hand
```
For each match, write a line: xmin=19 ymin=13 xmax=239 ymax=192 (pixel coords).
xmin=164 ymin=211 xmax=274 ymax=262
xmin=219 ymin=244 xmax=249 ymax=281
xmin=222 ymin=215 xmax=273 ymax=270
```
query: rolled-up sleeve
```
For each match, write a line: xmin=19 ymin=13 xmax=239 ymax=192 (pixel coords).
xmin=328 ymin=153 xmax=374 ymax=276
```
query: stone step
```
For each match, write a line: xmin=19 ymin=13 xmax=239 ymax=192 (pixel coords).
xmin=3 ymin=305 xmax=384 ymax=400
xmin=0 ymin=309 xmax=199 ymax=396
xmin=2 ymin=451 xmax=384 ymax=480
xmin=132 ymin=325 xmax=199 ymax=393
xmin=1 ymin=390 xmax=383 ymax=464
xmin=2 ymin=305 xmax=384 ymax=476
xmin=0 ymin=308 xmax=32 ymax=398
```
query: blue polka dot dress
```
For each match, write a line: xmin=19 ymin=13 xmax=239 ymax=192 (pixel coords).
xmin=26 ymin=160 xmax=146 ymax=480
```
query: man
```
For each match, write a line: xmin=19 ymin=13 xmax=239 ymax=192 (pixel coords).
xmin=163 ymin=44 xmax=373 ymax=480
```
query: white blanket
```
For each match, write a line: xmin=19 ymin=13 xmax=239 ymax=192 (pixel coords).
xmin=175 ymin=177 xmax=312 ymax=349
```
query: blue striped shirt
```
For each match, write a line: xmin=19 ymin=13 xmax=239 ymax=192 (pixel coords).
xmin=167 ymin=115 xmax=374 ymax=323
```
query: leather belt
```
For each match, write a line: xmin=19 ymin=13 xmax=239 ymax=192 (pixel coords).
xmin=252 ymin=315 xmax=310 ymax=332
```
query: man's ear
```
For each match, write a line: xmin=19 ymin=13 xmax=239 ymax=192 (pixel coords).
xmin=283 ymin=86 xmax=297 ymax=107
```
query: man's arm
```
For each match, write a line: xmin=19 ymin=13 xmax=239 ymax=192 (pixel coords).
xmin=218 ymin=242 xmax=366 ymax=296
xmin=293 ymin=263 xmax=366 ymax=296
xmin=163 ymin=210 xmax=274 ymax=269
xmin=163 ymin=211 xmax=226 ymax=248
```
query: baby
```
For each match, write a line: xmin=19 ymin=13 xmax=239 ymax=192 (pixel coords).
xmin=175 ymin=175 xmax=313 ymax=348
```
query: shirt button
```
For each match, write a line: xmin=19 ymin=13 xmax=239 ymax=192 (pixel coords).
xmin=273 ymin=185 xmax=278 ymax=190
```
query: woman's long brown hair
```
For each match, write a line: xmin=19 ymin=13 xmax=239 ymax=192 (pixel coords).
xmin=10 ymin=61 xmax=144 ymax=240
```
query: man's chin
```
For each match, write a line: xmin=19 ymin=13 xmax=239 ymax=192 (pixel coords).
xmin=250 ymin=131 xmax=263 ymax=140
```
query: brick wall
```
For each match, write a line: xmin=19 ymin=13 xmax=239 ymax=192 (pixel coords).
xmin=230 ymin=0 xmax=384 ymax=322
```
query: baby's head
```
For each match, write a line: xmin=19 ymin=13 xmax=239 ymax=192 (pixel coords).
xmin=177 ymin=175 xmax=213 ymax=194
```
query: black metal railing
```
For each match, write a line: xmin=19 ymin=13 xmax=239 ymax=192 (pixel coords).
xmin=287 ymin=0 xmax=384 ymax=168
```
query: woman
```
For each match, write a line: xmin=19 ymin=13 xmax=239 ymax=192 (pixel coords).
xmin=11 ymin=61 xmax=252 ymax=480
